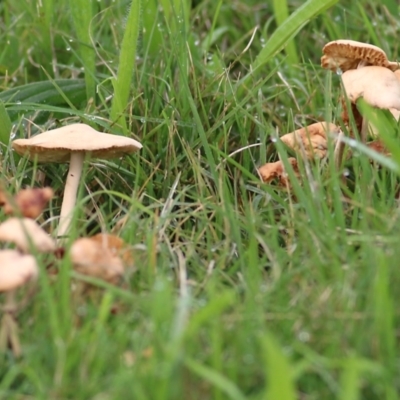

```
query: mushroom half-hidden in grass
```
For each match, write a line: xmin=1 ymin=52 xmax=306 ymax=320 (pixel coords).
xmin=12 ymin=123 xmax=142 ymax=241
xmin=258 ymin=158 xmax=299 ymax=186
xmin=279 ymin=122 xmax=342 ymax=159
xmin=70 ymin=234 xmax=130 ymax=285
xmin=0 ymin=186 xmax=53 ymax=219
xmin=0 ymin=249 xmax=38 ymax=357
xmin=0 ymin=217 xmax=56 ymax=254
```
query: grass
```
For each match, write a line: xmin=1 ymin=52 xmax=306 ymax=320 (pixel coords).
xmin=0 ymin=0 xmax=400 ymax=398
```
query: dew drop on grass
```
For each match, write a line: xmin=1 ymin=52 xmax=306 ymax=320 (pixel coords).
xmin=140 ymin=118 xmax=146 ymax=124
xmin=348 ymin=139 xmax=357 ymax=147
xmin=336 ymin=67 xmax=342 ymax=75
xmin=66 ymin=46 xmax=71 ymax=51
xmin=16 ymin=101 xmax=21 ymax=105
xmin=343 ymin=168 xmax=350 ymax=177
xmin=270 ymin=137 xmax=277 ymax=143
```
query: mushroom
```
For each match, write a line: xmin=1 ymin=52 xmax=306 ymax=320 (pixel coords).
xmin=0 ymin=250 xmax=38 ymax=357
xmin=258 ymin=158 xmax=299 ymax=186
xmin=0 ymin=187 xmax=53 ymax=219
xmin=321 ymin=40 xmax=398 ymax=73
xmin=341 ymin=66 xmax=400 ymax=140
xmin=279 ymin=122 xmax=341 ymax=159
xmin=0 ymin=217 xmax=56 ymax=253
xmin=70 ymin=236 xmax=125 ymax=284
xmin=12 ymin=123 xmax=142 ymax=240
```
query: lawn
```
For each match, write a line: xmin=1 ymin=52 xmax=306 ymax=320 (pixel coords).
xmin=0 ymin=0 xmax=399 ymax=398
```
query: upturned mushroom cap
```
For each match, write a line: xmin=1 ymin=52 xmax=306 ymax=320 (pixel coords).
xmin=0 ymin=217 xmax=56 ymax=253
xmin=321 ymin=40 xmax=396 ymax=72
xmin=280 ymin=122 xmax=341 ymax=159
xmin=12 ymin=123 xmax=142 ymax=162
xmin=70 ymin=237 xmax=125 ymax=284
xmin=341 ymin=66 xmax=400 ymax=110
xmin=0 ymin=250 xmax=38 ymax=292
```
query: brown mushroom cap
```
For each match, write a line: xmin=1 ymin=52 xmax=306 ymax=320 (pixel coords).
xmin=0 ymin=217 xmax=56 ymax=253
xmin=280 ymin=122 xmax=341 ymax=159
xmin=12 ymin=123 xmax=142 ymax=162
xmin=341 ymin=66 xmax=400 ymax=110
xmin=70 ymin=237 xmax=125 ymax=284
xmin=258 ymin=158 xmax=299 ymax=186
xmin=321 ymin=40 xmax=396 ymax=72
xmin=0 ymin=250 xmax=38 ymax=292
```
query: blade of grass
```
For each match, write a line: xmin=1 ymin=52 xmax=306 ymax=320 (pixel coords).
xmin=260 ymin=332 xmax=297 ymax=400
xmin=0 ymin=101 xmax=12 ymax=147
xmin=271 ymin=0 xmax=299 ymax=65
xmin=184 ymin=357 xmax=247 ymax=400
xmin=68 ymin=0 xmax=96 ymax=102
xmin=110 ymin=0 xmax=142 ymax=133
xmin=241 ymin=0 xmax=338 ymax=85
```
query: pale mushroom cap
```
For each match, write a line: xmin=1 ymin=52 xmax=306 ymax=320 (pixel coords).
xmin=321 ymin=40 xmax=394 ymax=72
xmin=12 ymin=123 xmax=143 ymax=163
xmin=280 ymin=122 xmax=341 ymax=158
xmin=341 ymin=66 xmax=400 ymax=110
xmin=0 ymin=250 xmax=38 ymax=292
xmin=0 ymin=217 xmax=56 ymax=253
xmin=70 ymin=237 xmax=124 ymax=284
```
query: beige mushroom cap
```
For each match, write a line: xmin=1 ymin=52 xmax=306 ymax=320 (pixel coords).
xmin=0 ymin=250 xmax=38 ymax=292
xmin=341 ymin=66 xmax=400 ymax=110
xmin=70 ymin=237 xmax=124 ymax=284
xmin=12 ymin=123 xmax=143 ymax=163
xmin=321 ymin=40 xmax=397 ymax=72
xmin=280 ymin=122 xmax=341 ymax=159
xmin=0 ymin=217 xmax=56 ymax=253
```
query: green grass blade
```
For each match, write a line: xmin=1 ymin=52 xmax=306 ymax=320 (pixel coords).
xmin=68 ymin=0 xmax=96 ymax=102
xmin=271 ymin=0 xmax=299 ymax=65
xmin=248 ymin=0 xmax=338 ymax=79
xmin=110 ymin=0 xmax=142 ymax=132
xmin=260 ymin=332 xmax=297 ymax=400
xmin=184 ymin=358 xmax=247 ymax=400
xmin=0 ymin=101 xmax=12 ymax=146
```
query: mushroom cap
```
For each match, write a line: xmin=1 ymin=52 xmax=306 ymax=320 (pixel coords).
xmin=258 ymin=158 xmax=299 ymax=186
xmin=12 ymin=123 xmax=143 ymax=163
xmin=280 ymin=122 xmax=341 ymax=159
xmin=321 ymin=40 xmax=396 ymax=72
xmin=0 ymin=217 xmax=56 ymax=253
xmin=0 ymin=250 xmax=38 ymax=292
xmin=341 ymin=66 xmax=400 ymax=110
xmin=70 ymin=237 xmax=124 ymax=284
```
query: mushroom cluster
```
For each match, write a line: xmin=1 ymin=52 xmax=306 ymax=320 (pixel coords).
xmin=257 ymin=40 xmax=399 ymax=185
xmin=0 ymin=122 xmax=142 ymax=356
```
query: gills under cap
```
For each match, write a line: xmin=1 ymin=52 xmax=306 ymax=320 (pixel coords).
xmin=321 ymin=40 xmax=397 ymax=72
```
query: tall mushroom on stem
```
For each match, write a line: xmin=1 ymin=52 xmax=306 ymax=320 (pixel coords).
xmin=12 ymin=123 xmax=142 ymax=240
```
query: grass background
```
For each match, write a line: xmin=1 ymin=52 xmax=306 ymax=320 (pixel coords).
xmin=0 ymin=0 xmax=400 ymax=398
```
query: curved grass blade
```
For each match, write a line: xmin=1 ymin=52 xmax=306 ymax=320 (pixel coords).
xmin=241 ymin=0 xmax=338 ymax=85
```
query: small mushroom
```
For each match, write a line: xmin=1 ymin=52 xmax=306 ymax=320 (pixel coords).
xmin=258 ymin=158 xmax=299 ymax=186
xmin=0 ymin=250 xmax=38 ymax=294
xmin=0 ymin=217 xmax=56 ymax=253
xmin=12 ymin=123 xmax=142 ymax=240
xmin=0 ymin=187 xmax=53 ymax=219
xmin=321 ymin=40 xmax=398 ymax=72
xmin=279 ymin=122 xmax=341 ymax=159
xmin=70 ymin=237 xmax=125 ymax=284
xmin=0 ymin=250 xmax=38 ymax=357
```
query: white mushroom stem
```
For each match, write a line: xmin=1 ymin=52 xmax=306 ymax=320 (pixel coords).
xmin=58 ymin=152 xmax=85 ymax=240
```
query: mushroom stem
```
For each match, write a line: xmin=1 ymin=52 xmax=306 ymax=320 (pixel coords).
xmin=58 ymin=152 xmax=85 ymax=240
